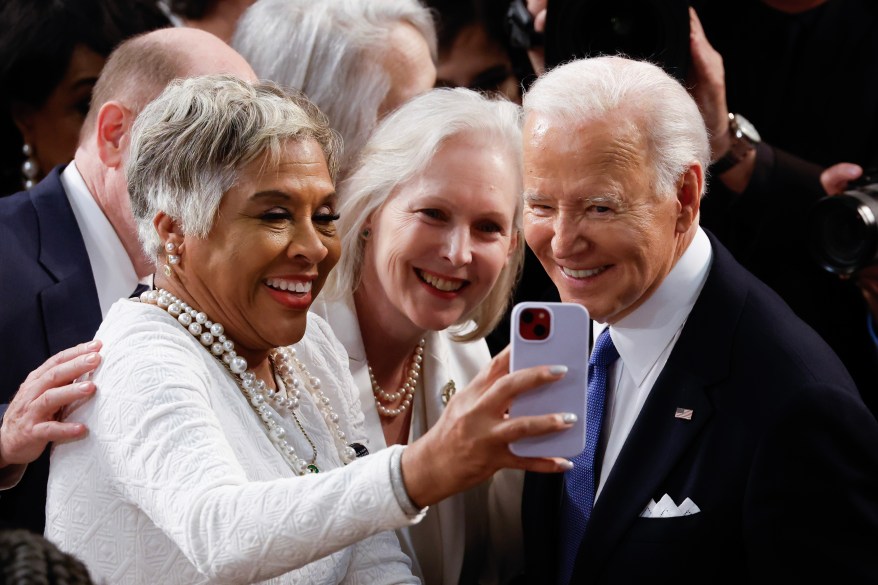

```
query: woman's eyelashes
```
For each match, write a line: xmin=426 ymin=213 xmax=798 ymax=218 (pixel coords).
xmin=418 ymin=208 xmax=446 ymax=221
xmin=476 ymin=220 xmax=503 ymax=234
xmin=418 ymin=208 xmax=506 ymax=235
xmin=261 ymin=207 xmax=292 ymax=221
xmin=313 ymin=204 xmax=340 ymax=224
xmin=259 ymin=205 xmax=339 ymax=224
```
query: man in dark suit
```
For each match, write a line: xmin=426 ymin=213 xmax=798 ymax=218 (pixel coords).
xmin=518 ymin=55 xmax=878 ymax=583
xmin=0 ymin=26 xmax=256 ymax=533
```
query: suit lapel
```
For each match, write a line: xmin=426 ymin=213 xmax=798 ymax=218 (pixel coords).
xmin=572 ymin=233 xmax=746 ymax=578
xmin=419 ymin=334 xmax=465 ymax=585
xmin=31 ymin=169 xmax=102 ymax=354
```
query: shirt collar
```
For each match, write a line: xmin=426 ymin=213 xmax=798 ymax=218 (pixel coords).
xmin=61 ymin=163 xmax=139 ymax=317
xmin=595 ymin=227 xmax=713 ymax=386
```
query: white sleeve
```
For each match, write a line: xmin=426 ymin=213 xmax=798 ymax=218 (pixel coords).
xmin=342 ymin=530 xmax=421 ymax=585
xmin=84 ymin=325 xmax=423 ymax=583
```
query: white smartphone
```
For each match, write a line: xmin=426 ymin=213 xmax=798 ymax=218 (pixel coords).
xmin=509 ymin=301 xmax=590 ymax=459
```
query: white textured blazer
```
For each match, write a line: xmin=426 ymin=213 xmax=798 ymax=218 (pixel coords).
xmin=311 ymin=295 xmax=524 ymax=585
xmin=45 ymin=300 xmax=422 ymax=585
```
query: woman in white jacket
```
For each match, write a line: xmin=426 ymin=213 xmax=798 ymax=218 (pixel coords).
xmin=312 ymin=88 xmax=530 ymax=584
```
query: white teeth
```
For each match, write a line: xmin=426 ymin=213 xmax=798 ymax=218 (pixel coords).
xmin=265 ymin=278 xmax=312 ymax=293
xmin=562 ymin=266 xmax=607 ymax=278
xmin=418 ymin=270 xmax=464 ymax=292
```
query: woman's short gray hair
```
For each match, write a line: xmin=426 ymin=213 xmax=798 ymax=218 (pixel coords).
xmin=523 ymin=56 xmax=710 ymax=198
xmin=232 ymin=0 xmax=437 ymax=171
xmin=326 ymin=87 xmax=524 ymax=342
xmin=127 ymin=74 xmax=342 ymax=262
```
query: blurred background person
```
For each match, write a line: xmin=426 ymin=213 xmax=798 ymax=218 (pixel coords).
xmin=46 ymin=74 xmax=574 ymax=584
xmin=426 ymin=0 xmax=523 ymax=103
xmin=0 ymin=0 xmax=170 ymax=197
xmin=314 ymin=87 xmax=525 ymax=585
xmin=232 ymin=0 xmax=437 ymax=173
xmin=159 ymin=0 xmax=256 ymax=43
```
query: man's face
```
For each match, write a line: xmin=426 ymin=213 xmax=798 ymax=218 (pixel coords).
xmin=100 ymin=30 xmax=258 ymax=266
xmin=522 ymin=113 xmax=686 ymax=324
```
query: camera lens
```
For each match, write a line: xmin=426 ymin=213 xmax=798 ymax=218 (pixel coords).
xmin=809 ymin=188 xmax=878 ymax=275
xmin=533 ymin=324 xmax=548 ymax=338
xmin=521 ymin=309 xmax=534 ymax=324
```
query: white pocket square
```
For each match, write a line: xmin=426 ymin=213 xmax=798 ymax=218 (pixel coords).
xmin=640 ymin=494 xmax=701 ymax=518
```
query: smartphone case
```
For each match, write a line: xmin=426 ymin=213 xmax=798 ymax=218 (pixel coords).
xmin=509 ymin=301 xmax=590 ymax=458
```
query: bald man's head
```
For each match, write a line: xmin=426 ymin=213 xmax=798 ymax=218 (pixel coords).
xmin=82 ymin=27 xmax=256 ymax=140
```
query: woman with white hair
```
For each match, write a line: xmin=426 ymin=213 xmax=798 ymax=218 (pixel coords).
xmin=44 ymin=76 xmax=575 ymax=584
xmin=311 ymin=87 xmax=530 ymax=585
xmin=232 ymin=0 xmax=437 ymax=172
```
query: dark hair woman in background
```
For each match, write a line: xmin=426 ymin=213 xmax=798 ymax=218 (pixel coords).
xmin=0 ymin=0 xmax=169 ymax=197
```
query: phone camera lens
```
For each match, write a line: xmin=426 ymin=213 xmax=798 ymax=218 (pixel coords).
xmin=533 ymin=324 xmax=548 ymax=338
xmin=522 ymin=310 xmax=535 ymax=324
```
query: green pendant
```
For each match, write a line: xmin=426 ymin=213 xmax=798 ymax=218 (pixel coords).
xmin=307 ymin=464 xmax=320 ymax=474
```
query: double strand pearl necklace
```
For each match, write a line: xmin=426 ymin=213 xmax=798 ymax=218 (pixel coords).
xmin=368 ymin=338 xmax=426 ymax=418
xmin=137 ymin=288 xmax=357 ymax=474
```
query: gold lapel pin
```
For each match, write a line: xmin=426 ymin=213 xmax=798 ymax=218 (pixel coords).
xmin=441 ymin=380 xmax=457 ymax=406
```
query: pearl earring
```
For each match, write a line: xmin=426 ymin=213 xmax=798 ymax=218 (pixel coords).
xmin=165 ymin=241 xmax=180 ymax=265
xmin=21 ymin=144 xmax=39 ymax=190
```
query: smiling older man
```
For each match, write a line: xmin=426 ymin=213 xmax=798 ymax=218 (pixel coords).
xmin=518 ymin=56 xmax=878 ymax=584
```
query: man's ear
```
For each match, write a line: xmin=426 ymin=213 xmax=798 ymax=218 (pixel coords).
xmin=675 ymin=163 xmax=703 ymax=233
xmin=95 ymin=101 xmax=133 ymax=168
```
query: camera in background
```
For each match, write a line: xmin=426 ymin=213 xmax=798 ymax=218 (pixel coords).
xmin=809 ymin=172 xmax=878 ymax=276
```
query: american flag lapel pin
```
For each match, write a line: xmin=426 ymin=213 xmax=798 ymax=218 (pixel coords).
xmin=674 ymin=407 xmax=694 ymax=420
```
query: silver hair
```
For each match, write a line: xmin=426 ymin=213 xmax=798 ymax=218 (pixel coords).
xmin=523 ymin=56 xmax=710 ymax=198
xmin=232 ymin=0 xmax=437 ymax=171
xmin=127 ymin=74 xmax=342 ymax=262
xmin=325 ymin=87 xmax=524 ymax=342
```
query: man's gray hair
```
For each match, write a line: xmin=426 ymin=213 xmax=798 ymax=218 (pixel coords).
xmin=523 ymin=56 xmax=710 ymax=198
xmin=127 ymin=74 xmax=342 ymax=262
xmin=325 ymin=87 xmax=524 ymax=342
xmin=232 ymin=0 xmax=437 ymax=171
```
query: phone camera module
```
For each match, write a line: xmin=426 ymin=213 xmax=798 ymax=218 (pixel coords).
xmin=519 ymin=308 xmax=552 ymax=341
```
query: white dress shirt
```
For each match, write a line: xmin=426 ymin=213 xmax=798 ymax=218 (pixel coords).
xmin=594 ymin=227 xmax=712 ymax=500
xmin=61 ymin=163 xmax=140 ymax=318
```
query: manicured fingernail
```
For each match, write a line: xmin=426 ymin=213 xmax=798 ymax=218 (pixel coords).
xmin=561 ymin=413 xmax=578 ymax=424
xmin=85 ymin=353 xmax=99 ymax=364
xmin=548 ymin=365 xmax=568 ymax=375
xmin=77 ymin=382 xmax=93 ymax=393
xmin=87 ymin=340 xmax=101 ymax=350
xmin=560 ymin=460 xmax=574 ymax=470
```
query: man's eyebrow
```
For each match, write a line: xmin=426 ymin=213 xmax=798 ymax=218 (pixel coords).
xmin=523 ymin=190 xmax=544 ymax=202
xmin=523 ymin=191 xmax=624 ymax=206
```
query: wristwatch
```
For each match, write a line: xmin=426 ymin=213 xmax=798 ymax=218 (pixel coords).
xmin=710 ymin=112 xmax=761 ymax=175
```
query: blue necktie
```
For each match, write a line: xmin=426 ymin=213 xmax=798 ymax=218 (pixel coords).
xmin=557 ymin=328 xmax=619 ymax=585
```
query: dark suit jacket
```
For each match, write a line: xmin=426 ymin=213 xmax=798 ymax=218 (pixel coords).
xmin=0 ymin=167 xmax=101 ymax=533
xmin=521 ymin=233 xmax=878 ymax=584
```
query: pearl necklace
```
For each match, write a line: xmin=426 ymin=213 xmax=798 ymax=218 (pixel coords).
xmin=368 ymin=339 xmax=425 ymax=418
xmin=137 ymin=288 xmax=357 ymax=474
